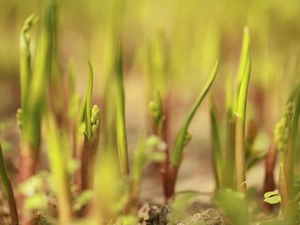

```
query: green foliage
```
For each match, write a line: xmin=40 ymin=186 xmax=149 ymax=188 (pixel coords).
xmin=18 ymin=171 xmax=56 ymax=222
xmin=168 ymin=191 xmax=198 ymax=224
xmin=171 ymin=61 xmax=219 ymax=166
xmin=213 ymin=189 xmax=249 ymax=225
xmin=210 ymin=96 xmax=223 ymax=188
xmin=115 ymin=42 xmax=129 ymax=178
xmin=145 ymin=135 xmax=167 ymax=162
xmin=85 ymin=60 xmax=94 ymax=140
xmin=0 ymin=143 xmax=19 ymax=224
xmin=94 ymin=150 xmax=128 ymax=223
xmin=264 ymin=190 xmax=281 ymax=205
xmin=73 ymin=190 xmax=93 ymax=212
xmin=3 ymin=0 xmax=299 ymax=223
xmin=19 ymin=14 xmax=38 ymax=109
xmin=274 ymin=102 xmax=293 ymax=153
xmin=235 ymin=28 xmax=251 ymax=197
xmin=235 ymin=27 xmax=251 ymax=112
xmin=149 ymin=30 xmax=166 ymax=98
xmin=45 ymin=114 xmax=73 ymax=224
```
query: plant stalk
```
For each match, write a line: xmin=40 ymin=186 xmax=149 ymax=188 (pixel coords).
xmin=115 ymin=42 xmax=129 ymax=177
xmin=235 ymin=54 xmax=251 ymax=198
xmin=0 ymin=143 xmax=19 ymax=225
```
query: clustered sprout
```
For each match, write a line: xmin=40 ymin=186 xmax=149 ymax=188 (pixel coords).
xmin=91 ymin=105 xmax=101 ymax=136
xmin=274 ymin=102 xmax=293 ymax=153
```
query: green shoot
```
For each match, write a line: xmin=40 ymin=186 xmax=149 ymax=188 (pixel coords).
xmin=286 ymin=86 xmax=300 ymax=200
xmin=213 ymin=189 xmax=249 ymax=225
xmin=162 ymin=61 xmax=218 ymax=201
xmin=274 ymin=84 xmax=300 ymax=223
xmin=274 ymin=102 xmax=294 ymax=220
xmin=149 ymin=30 xmax=166 ymax=98
xmin=115 ymin=42 xmax=129 ymax=178
xmin=18 ymin=1 xmax=56 ymax=222
xmin=81 ymin=61 xmax=101 ymax=190
xmin=233 ymin=28 xmax=251 ymax=197
xmin=94 ymin=150 xmax=124 ymax=224
xmin=81 ymin=104 xmax=101 ymax=190
xmin=45 ymin=114 xmax=73 ymax=224
xmin=0 ymin=143 xmax=19 ymax=225
xmin=129 ymin=135 xmax=166 ymax=213
xmin=85 ymin=60 xmax=94 ymax=140
xmin=234 ymin=27 xmax=250 ymax=112
xmin=264 ymin=190 xmax=281 ymax=205
xmin=171 ymin=60 xmax=219 ymax=166
xmin=168 ymin=192 xmax=198 ymax=224
xmin=235 ymin=54 xmax=251 ymax=197
xmin=19 ymin=14 xmax=38 ymax=110
xmin=245 ymin=120 xmax=264 ymax=170
xmin=209 ymin=96 xmax=223 ymax=189
xmin=225 ymin=72 xmax=235 ymax=189
xmin=129 ymin=135 xmax=147 ymax=214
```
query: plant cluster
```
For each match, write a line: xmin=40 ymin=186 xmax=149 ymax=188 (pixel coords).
xmin=0 ymin=1 xmax=300 ymax=225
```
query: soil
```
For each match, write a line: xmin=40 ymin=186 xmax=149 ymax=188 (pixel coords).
xmin=137 ymin=203 xmax=231 ymax=225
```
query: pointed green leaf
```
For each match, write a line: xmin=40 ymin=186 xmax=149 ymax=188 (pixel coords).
xmin=85 ymin=60 xmax=94 ymax=139
xmin=210 ymin=96 xmax=223 ymax=188
xmin=171 ymin=61 xmax=219 ymax=166
xmin=115 ymin=42 xmax=129 ymax=177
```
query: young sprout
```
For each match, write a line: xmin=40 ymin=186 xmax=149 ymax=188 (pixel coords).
xmin=85 ymin=60 xmax=94 ymax=140
xmin=234 ymin=27 xmax=250 ymax=112
xmin=274 ymin=100 xmax=297 ymax=223
xmin=94 ymin=150 xmax=123 ymax=224
xmin=234 ymin=27 xmax=251 ymax=200
xmin=0 ymin=143 xmax=19 ymax=225
xmin=235 ymin=54 xmax=251 ymax=198
xmin=213 ymin=189 xmax=248 ymax=225
xmin=20 ymin=14 xmax=38 ymax=109
xmin=18 ymin=1 xmax=56 ymax=222
xmin=129 ymin=134 xmax=166 ymax=214
xmin=45 ymin=114 xmax=73 ymax=224
xmin=264 ymin=83 xmax=299 ymax=217
xmin=225 ymin=72 xmax=235 ymax=189
xmin=171 ymin=60 xmax=219 ymax=166
xmin=149 ymin=30 xmax=167 ymax=98
xmin=274 ymin=102 xmax=293 ymax=154
xmin=81 ymin=61 xmax=101 ymax=191
xmin=115 ymin=42 xmax=129 ymax=178
xmin=210 ymin=96 xmax=223 ymax=189
xmin=81 ymin=104 xmax=101 ymax=191
xmin=161 ymin=61 xmax=219 ymax=201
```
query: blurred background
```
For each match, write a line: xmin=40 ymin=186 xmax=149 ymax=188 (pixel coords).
xmin=0 ymin=0 xmax=299 ymax=122
xmin=0 ymin=0 xmax=299 ymax=202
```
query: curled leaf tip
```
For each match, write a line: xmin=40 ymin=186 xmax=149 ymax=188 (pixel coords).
xmin=23 ymin=14 xmax=39 ymax=29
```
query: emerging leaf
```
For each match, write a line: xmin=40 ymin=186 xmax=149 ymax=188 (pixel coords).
xmin=264 ymin=190 xmax=281 ymax=204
